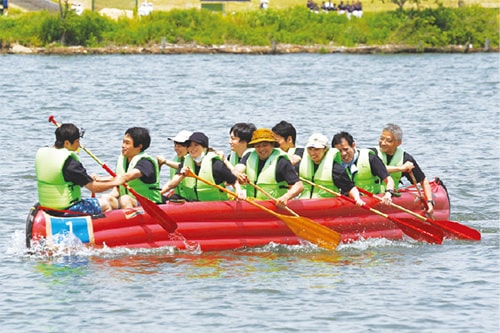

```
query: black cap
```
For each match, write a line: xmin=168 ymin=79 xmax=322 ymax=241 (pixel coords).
xmin=189 ymin=132 xmax=209 ymax=148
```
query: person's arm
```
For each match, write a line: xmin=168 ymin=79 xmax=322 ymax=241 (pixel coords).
xmin=85 ymin=176 xmax=126 ymax=193
xmin=369 ymin=154 xmax=394 ymax=205
xmin=402 ymin=154 xmax=434 ymax=215
xmin=160 ymin=173 xmax=184 ymax=195
xmin=387 ymin=161 xmax=414 ymax=174
xmin=276 ymin=181 xmax=304 ymax=208
xmin=381 ymin=176 xmax=395 ymax=205
xmin=64 ymin=158 xmax=125 ymax=193
xmin=275 ymin=158 xmax=303 ymax=208
xmin=421 ymin=177 xmax=435 ymax=215
xmin=332 ymin=163 xmax=364 ymax=206
xmin=347 ymin=186 xmax=365 ymax=206
xmin=157 ymin=155 xmax=180 ymax=170
xmin=232 ymin=152 xmax=250 ymax=183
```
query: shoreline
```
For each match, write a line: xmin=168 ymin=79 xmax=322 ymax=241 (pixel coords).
xmin=3 ymin=42 xmax=498 ymax=55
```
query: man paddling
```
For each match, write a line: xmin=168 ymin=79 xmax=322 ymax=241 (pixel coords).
xmin=102 ymin=127 xmax=162 ymax=209
xmin=332 ymin=131 xmax=395 ymax=205
xmin=35 ymin=123 xmax=125 ymax=214
xmin=373 ymin=123 xmax=435 ymax=215
xmin=233 ymin=128 xmax=304 ymax=208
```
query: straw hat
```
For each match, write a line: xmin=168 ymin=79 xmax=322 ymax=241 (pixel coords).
xmin=249 ymin=128 xmax=277 ymax=145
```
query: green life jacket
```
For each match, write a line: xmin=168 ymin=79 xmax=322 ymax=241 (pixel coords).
xmin=169 ymin=155 xmax=190 ymax=198
xmin=245 ymin=149 xmax=289 ymax=200
xmin=376 ymin=147 xmax=405 ymax=191
xmin=182 ymin=152 xmax=229 ymax=201
xmin=351 ymin=149 xmax=382 ymax=194
xmin=116 ymin=152 xmax=162 ymax=203
xmin=229 ymin=148 xmax=254 ymax=166
xmin=35 ymin=147 xmax=82 ymax=209
xmin=229 ymin=148 xmax=254 ymax=194
xmin=299 ymin=148 xmax=340 ymax=199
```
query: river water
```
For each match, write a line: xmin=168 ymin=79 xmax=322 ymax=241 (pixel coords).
xmin=1 ymin=53 xmax=498 ymax=332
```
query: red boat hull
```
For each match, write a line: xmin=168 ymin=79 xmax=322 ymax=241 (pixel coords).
xmin=26 ymin=179 xmax=450 ymax=251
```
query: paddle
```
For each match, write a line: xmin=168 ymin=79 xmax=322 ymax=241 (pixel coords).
xmin=48 ymin=115 xmax=177 ymax=233
xmin=247 ymin=181 xmax=304 ymax=217
xmin=184 ymin=169 xmax=341 ymax=250
xmin=409 ymin=171 xmax=435 ymax=219
xmin=355 ymin=186 xmax=480 ymax=241
xmin=300 ymin=177 xmax=444 ymax=244
xmin=405 ymin=173 xmax=480 ymax=241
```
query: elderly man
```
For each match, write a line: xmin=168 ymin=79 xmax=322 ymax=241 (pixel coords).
xmin=374 ymin=123 xmax=434 ymax=215
xmin=332 ymin=131 xmax=395 ymax=205
xmin=233 ymin=128 xmax=303 ymax=208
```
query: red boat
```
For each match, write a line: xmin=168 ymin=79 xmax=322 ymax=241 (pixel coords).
xmin=26 ymin=179 xmax=452 ymax=252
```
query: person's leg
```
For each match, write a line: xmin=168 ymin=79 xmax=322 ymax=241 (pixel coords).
xmin=119 ymin=194 xmax=137 ymax=209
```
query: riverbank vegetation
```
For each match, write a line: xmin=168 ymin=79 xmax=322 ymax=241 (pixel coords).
xmin=0 ymin=5 xmax=498 ymax=51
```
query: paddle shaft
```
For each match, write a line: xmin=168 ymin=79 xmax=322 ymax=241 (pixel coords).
xmin=185 ymin=169 xmax=341 ymax=250
xmin=409 ymin=171 xmax=430 ymax=210
xmin=355 ymin=185 xmax=480 ymax=241
xmin=186 ymin=170 xmax=291 ymax=218
xmin=300 ymin=177 xmax=443 ymax=244
xmin=356 ymin=186 xmax=428 ymax=222
xmin=247 ymin=182 xmax=299 ymax=217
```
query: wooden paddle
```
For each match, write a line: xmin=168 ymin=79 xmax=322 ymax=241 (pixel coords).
xmin=247 ymin=181 xmax=303 ymax=217
xmin=405 ymin=173 xmax=480 ymax=241
xmin=300 ymin=177 xmax=444 ymax=244
xmin=48 ymin=115 xmax=177 ymax=233
xmin=184 ymin=169 xmax=341 ymax=250
xmin=355 ymin=186 xmax=480 ymax=241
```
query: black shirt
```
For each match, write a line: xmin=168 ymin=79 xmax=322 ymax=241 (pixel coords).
xmin=62 ymin=157 xmax=92 ymax=186
xmin=239 ymin=151 xmax=300 ymax=185
xmin=369 ymin=148 xmax=426 ymax=184
xmin=178 ymin=159 xmax=237 ymax=185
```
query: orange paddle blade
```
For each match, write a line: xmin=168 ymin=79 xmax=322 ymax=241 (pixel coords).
xmin=279 ymin=214 xmax=341 ymax=250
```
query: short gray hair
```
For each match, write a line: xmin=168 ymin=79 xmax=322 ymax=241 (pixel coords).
xmin=383 ymin=123 xmax=403 ymax=142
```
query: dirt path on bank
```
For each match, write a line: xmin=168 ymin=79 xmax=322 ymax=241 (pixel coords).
xmin=10 ymin=0 xmax=59 ymax=12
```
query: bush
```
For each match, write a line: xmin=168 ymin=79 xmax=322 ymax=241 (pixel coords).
xmin=0 ymin=5 xmax=498 ymax=49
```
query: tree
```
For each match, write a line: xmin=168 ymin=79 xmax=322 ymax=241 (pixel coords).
xmin=376 ymin=0 xmax=425 ymax=11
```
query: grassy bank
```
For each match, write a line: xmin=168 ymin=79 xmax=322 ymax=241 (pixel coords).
xmin=60 ymin=0 xmax=500 ymax=13
xmin=0 ymin=5 xmax=498 ymax=52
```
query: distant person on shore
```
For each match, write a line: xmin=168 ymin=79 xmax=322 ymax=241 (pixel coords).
xmin=101 ymin=127 xmax=162 ymax=209
xmin=35 ymin=123 xmax=125 ymax=215
xmin=307 ymin=0 xmax=320 ymax=12
xmin=372 ymin=123 xmax=434 ymax=215
xmin=1 ymin=0 xmax=8 ymax=16
xmin=352 ymin=1 xmax=363 ymax=17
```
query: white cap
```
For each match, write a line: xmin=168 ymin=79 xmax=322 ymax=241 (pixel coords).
xmin=305 ymin=133 xmax=328 ymax=148
xmin=168 ymin=130 xmax=193 ymax=143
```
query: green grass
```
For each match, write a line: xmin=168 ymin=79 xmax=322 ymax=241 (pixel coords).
xmin=74 ymin=0 xmax=499 ymax=13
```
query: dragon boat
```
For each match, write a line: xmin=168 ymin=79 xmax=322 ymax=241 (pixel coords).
xmin=26 ymin=179 xmax=452 ymax=252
